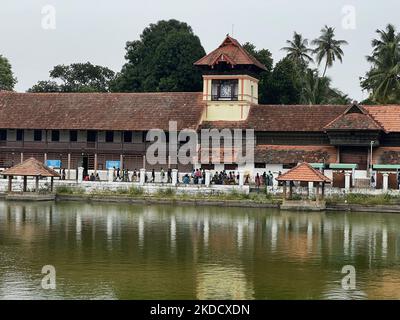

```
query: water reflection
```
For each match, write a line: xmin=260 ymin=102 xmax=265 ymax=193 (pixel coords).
xmin=0 ymin=201 xmax=399 ymax=299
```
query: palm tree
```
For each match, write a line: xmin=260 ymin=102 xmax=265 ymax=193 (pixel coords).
xmin=361 ymin=24 xmax=400 ymax=103
xmin=312 ymin=26 xmax=348 ymax=76
xmin=281 ymin=32 xmax=314 ymax=68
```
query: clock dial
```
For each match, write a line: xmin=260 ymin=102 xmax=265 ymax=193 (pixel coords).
xmin=220 ymin=84 xmax=232 ymax=98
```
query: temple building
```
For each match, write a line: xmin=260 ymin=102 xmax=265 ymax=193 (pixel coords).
xmin=1 ymin=35 xmax=400 ymax=187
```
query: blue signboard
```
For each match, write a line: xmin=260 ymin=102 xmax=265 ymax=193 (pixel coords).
xmin=106 ymin=160 xmax=120 ymax=169
xmin=46 ymin=160 xmax=61 ymax=168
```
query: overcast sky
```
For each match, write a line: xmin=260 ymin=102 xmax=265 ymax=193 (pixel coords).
xmin=1 ymin=0 xmax=399 ymax=100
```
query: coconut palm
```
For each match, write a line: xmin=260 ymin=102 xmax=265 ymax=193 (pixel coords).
xmin=312 ymin=26 xmax=348 ymax=76
xmin=281 ymin=32 xmax=314 ymax=68
xmin=361 ymin=24 xmax=400 ymax=103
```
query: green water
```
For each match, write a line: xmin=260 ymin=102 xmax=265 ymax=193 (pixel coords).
xmin=0 ymin=200 xmax=399 ymax=300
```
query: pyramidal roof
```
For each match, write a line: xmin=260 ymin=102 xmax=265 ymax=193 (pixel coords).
xmin=277 ymin=162 xmax=331 ymax=183
xmin=2 ymin=157 xmax=61 ymax=177
xmin=194 ymin=35 xmax=267 ymax=71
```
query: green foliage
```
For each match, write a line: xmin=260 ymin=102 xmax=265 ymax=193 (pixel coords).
xmin=0 ymin=54 xmax=17 ymax=90
xmin=156 ymin=188 xmax=176 ymax=197
xmin=56 ymin=185 xmax=85 ymax=194
xmin=265 ymin=58 xmax=302 ymax=104
xmin=312 ymin=25 xmax=348 ymax=76
xmin=361 ymin=24 xmax=400 ymax=104
xmin=128 ymin=186 xmax=144 ymax=196
xmin=327 ymin=193 xmax=400 ymax=205
xmin=111 ymin=19 xmax=205 ymax=93
xmin=28 ymin=62 xmax=115 ymax=92
xmin=281 ymin=32 xmax=314 ymax=68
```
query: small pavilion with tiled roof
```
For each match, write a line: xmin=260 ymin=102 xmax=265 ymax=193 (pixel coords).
xmin=2 ymin=157 xmax=60 ymax=193
xmin=277 ymin=162 xmax=331 ymax=209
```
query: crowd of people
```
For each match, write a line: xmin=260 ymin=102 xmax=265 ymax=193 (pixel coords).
xmin=71 ymin=166 xmax=283 ymax=187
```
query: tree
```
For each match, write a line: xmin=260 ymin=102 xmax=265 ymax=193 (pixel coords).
xmin=312 ymin=26 xmax=348 ymax=76
xmin=111 ymin=19 xmax=205 ymax=92
xmin=300 ymin=69 xmax=350 ymax=105
xmin=242 ymin=42 xmax=273 ymax=104
xmin=0 ymin=54 xmax=17 ymax=91
xmin=281 ymin=32 xmax=313 ymax=69
xmin=28 ymin=62 xmax=115 ymax=92
xmin=265 ymin=58 xmax=302 ymax=104
xmin=361 ymin=24 xmax=400 ymax=104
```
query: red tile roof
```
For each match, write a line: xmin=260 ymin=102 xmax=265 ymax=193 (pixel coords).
xmin=2 ymin=157 xmax=60 ymax=177
xmin=324 ymin=104 xmax=383 ymax=131
xmin=365 ymin=105 xmax=400 ymax=132
xmin=277 ymin=162 xmax=331 ymax=183
xmin=255 ymin=145 xmax=337 ymax=164
xmin=0 ymin=91 xmax=205 ymax=131
xmin=194 ymin=35 xmax=267 ymax=71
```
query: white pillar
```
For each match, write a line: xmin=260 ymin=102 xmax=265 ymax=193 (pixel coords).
xmin=108 ymin=168 xmax=114 ymax=183
xmin=171 ymin=169 xmax=178 ymax=186
xmin=308 ymin=181 xmax=314 ymax=195
xmin=239 ymin=171 xmax=244 ymax=187
xmin=205 ymin=170 xmax=211 ymax=187
xmin=345 ymin=172 xmax=351 ymax=191
xmin=139 ymin=168 xmax=146 ymax=186
xmin=77 ymin=167 xmax=84 ymax=183
xmin=383 ymin=173 xmax=389 ymax=191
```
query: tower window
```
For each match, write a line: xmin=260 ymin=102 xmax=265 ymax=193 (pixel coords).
xmin=51 ymin=130 xmax=60 ymax=142
xmin=105 ymin=131 xmax=114 ymax=143
xmin=34 ymin=130 xmax=42 ymax=141
xmin=211 ymin=80 xmax=238 ymax=101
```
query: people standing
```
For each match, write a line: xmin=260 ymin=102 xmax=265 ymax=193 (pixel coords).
xmin=151 ymin=169 xmax=155 ymax=183
xmin=255 ymin=173 xmax=261 ymax=191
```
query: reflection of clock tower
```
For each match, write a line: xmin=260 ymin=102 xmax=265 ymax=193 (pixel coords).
xmin=194 ymin=35 xmax=267 ymax=121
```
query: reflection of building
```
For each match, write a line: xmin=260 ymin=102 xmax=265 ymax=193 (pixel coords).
xmin=1 ymin=36 xmax=400 ymax=180
xmin=196 ymin=264 xmax=254 ymax=300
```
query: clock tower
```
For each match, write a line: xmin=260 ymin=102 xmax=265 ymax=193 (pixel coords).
xmin=194 ymin=35 xmax=267 ymax=121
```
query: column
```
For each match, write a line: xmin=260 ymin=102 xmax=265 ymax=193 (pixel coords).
xmin=143 ymin=155 xmax=146 ymax=170
xmin=67 ymin=153 xmax=71 ymax=180
xmin=94 ymin=153 xmax=98 ymax=174
xmin=238 ymin=171 xmax=244 ymax=187
xmin=35 ymin=176 xmax=39 ymax=192
xmin=172 ymin=169 xmax=178 ymax=186
xmin=383 ymin=173 xmax=389 ymax=191
xmin=283 ymin=182 xmax=287 ymax=200
xmin=23 ymin=176 xmax=27 ymax=192
xmin=44 ymin=153 xmax=47 ymax=164
xmin=289 ymin=182 xmax=293 ymax=200
xmin=316 ymin=183 xmax=320 ymax=202
xmin=345 ymin=172 xmax=351 ymax=191
xmin=108 ymin=168 xmax=114 ymax=183
xmin=308 ymin=181 xmax=314 ymax=197
xmin=20 ymin=152 xmax=23 ymax=163
xmin=8 ymin=176 xmax=12 ymax=192
xmin=120 ymin=154 xmax=124 ymax=169
xmin=205 ymin=170 xmax=211 ymax=187
xmin=77 ymin=167 xmax=84 ymax=183
xmin=139 ymin=168 xmax=146 ymax=186
xmin=50 ymin=177 xmax=54 ymax=192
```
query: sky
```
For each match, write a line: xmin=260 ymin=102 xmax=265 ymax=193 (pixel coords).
xmin=1 ymin=0 xmax=399 ymax=101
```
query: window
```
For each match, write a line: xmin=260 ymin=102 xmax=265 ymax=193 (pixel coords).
xmin=123 ymin=131 xmax=132 ymax=143
xmin=70 ymin=130 xmax=78 ymax=142
xmin=34 ymin=130 xmax=42 ymax=141
xmin=283 ymin=163 xmax=296 ymax=169
xmin=255 ymin=163 xmax=266 ymax=169
xmin=201 ymin=164 xmax=215 ymax=170
xmin=87 ymin=130 xmax=97 ymax=142
xmin=211 ymin=79 xmax=238 ymax=101
xmin=0 ymin=130 xmax=7 ymax=141
xmin=51 ymin=130 xmax=60 ymax=142
xmin=224 ymin=164 xmax=238 ymax=171
xmin=105 ymin=131 xmax=114 ymax=143
xmin=16 ymin=129 xmax=23 ymax=141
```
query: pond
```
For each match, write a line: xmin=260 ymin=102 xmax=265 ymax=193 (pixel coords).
xmin=0 ymin=201 xmax=399 ymax=299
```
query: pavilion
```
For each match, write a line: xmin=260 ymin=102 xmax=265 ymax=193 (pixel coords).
xmin=277 ymin=162 xmax=331 ymax=211
xmin=2 ymin=157 xmax=60 ymax=194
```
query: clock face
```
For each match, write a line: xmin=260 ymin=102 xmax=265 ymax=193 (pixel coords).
xmin=220 ymin=84 xmax=232 ymax=98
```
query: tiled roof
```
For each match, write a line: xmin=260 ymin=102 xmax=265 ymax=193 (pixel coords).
xmin=365 ymin=105 xmax=400 ymax=132
xmin=255 ymin=145 xmax=337 ymax=164
xmin=324 ymin=104 xmax=383 ymax=131
xmin=194 ymin=35 xmax=267 ymax=71
xmin=0 ymin=91 xmax=205 ymax=131
xmin=277 ymin=162 xmax=331 ymax=183
xmin=2 ymin=157 xmax=60 ymax=177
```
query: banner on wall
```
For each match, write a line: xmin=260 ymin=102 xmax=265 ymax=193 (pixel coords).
xmin=46 ymin=160 xmax=61 ymax=168
xmin=106 ymin=161 xmax=120 ymax=169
